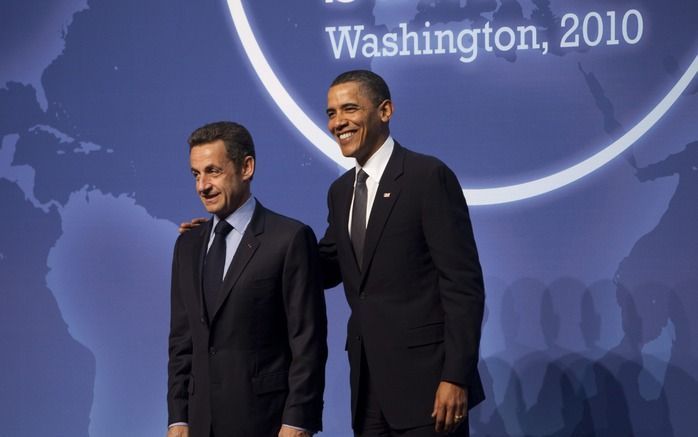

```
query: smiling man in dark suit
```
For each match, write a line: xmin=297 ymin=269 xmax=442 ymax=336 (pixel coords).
xmin=167 ymin=121 xmax=327 ymax=437
xmin=319 ymin=70 xmax=485 ymax=436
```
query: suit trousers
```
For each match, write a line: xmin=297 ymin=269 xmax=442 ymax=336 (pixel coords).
xmin=354 ymin=347 xmax=470 ymax=437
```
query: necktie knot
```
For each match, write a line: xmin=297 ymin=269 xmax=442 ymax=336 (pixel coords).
xmin=356 ymin=169 xmax=368 ymax=185
xmin=214 ymin=219 xmax=233 ymax=237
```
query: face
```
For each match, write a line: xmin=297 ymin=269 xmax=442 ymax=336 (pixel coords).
xmin=326 ymin=81 xmax=393 ymax=166
xmin=189 ymin=140 xmax=254 ymax=219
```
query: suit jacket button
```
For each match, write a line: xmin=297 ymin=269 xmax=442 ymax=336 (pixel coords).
xmin=209 ymin=347 xmax=216 ymax=356
xmin=200 ymin=317 xmax=206 ymax=324
xmin=359 ymin=292 xmax=366 ymax=300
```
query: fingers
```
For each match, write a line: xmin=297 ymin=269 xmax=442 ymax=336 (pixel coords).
xmin=452 ymin=409 xmax=466 ymax=432
xmin=435 ymin=403 xmax=462 ymax=433
xmin=432 ymin=397 xmax=457 ymax=433
xmin=436 ymin=403 xmax=448 ymax=433
xmin=444 ymin=403 xmax=457 ymax=433
xmin=178 ymin=218 xmax=207 ymax=234
xmin=432 ymin=381 xmax=467 ymax=433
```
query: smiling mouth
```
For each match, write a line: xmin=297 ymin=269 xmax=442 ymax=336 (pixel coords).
xmin=201 ymin=193 xmax=219 ymax=203
xmin=337 ymin=131 xmax=356 ymax=142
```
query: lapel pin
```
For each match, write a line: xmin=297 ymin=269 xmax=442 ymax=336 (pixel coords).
xmin=383 ymin=192 xmax=391 ymax=198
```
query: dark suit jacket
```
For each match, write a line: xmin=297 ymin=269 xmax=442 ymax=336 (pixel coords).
xmin=167 ymin=201 xmax=327 ymax=437
xmin=319 ymin=143 xmax=485 ymax=429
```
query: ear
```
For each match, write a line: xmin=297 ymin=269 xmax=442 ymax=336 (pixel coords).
xmin=241 ymin=155 xmax=255 ymax=181
xmin=378 ymin=99 xmax=393 ymax=123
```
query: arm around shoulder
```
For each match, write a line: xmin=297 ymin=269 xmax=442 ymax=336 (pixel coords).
xmin=318 ymin=188 xmax=342 ymax=289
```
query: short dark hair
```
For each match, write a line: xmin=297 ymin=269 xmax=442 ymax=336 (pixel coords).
xmin=188 ymin=121 xmax=255 ymax=167
xmin=331 ymin=70 xmax=391 ymax=106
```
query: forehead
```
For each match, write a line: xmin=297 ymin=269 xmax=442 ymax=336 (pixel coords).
xmin=189 ymin=140 xmax=230 ymax=166
xmin=327 ymin=81 xmax=371 ymax=105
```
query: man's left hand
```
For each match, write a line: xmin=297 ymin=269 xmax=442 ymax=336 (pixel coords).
xmin=278 ymin=425 xmax=311 ymax=437
xmin=431 ymin=381 xmax=468 ymax=433
xmin=178 ymin=217 xmax=207 ymax=234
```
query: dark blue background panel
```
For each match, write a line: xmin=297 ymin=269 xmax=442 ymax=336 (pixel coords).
xmin=1 ymin=1 xmax=696 ymax=435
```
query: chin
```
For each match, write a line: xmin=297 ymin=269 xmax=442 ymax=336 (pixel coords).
xmin=340 ymin=146 xmax=358 ymax=158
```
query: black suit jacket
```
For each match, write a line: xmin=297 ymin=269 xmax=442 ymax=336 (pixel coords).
xmin=167 ymin=201 xmax=327 ymax=437
xmin=319 ymin=143 xmax=485 ymax=429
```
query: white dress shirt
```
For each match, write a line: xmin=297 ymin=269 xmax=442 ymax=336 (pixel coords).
xmin=348 ymin=136 xmax=395 ymax=235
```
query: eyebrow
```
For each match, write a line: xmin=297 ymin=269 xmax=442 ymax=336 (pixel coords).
xmin=326 ymin=102 xmax=360 ymax=113
xmin=191 ymin=165 xmax=223 ymax=173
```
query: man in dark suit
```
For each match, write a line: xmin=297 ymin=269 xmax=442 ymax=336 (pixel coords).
xmin=319 ymin=70 xmax=485 ymax=436
xmin=167 ymin=122 xmax=327 ymax=437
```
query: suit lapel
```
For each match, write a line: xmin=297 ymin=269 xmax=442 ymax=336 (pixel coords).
xmin=209 ymin=202 xmax=264 ymax=322
xmin=360 ymin=144 xmax=404 ymax=285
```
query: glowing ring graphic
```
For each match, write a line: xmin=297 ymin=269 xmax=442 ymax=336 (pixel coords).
xmin=226 ymin=0 xmax=698 ymax=205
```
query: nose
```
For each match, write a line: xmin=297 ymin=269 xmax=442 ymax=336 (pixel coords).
xmin=330 ymin=113 xmax=348 ymax=132
xmin=196 ymin=175 xmax=211 ymax=194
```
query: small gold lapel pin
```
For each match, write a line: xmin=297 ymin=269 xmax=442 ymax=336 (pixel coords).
xmin=383 ymin=192 xmax=391 ymax=198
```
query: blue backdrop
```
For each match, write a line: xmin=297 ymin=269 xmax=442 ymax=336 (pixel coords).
xmin=2 ymin=1 xmax=697 ymax=435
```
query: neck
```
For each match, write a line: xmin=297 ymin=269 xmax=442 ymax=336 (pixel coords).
xmin=216 ymin=191 xmax=251 ymax=220
xmin=357 ymin=132 xmax=389 ymax=166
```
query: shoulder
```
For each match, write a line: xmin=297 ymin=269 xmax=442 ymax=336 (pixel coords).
xmin=258 ymin=205 xmax=315 ymax=236
xmin=171 ymin=220 xmax=209 ymax=264
xmin=397 ymin=143 xmax=453 ymax=178
xmin=175 ymin=220 xmax=209 ymax=247
xmin=258 ymin=206 xmax=319 ymax=254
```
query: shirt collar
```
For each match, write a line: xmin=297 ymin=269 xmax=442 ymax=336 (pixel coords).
xmin=355 ymin=136 xmax=394 ymax=184
xmin=212 ymin=196 xmax=256 ymax=236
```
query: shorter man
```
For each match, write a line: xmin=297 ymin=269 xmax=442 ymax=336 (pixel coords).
xmin=167 ymin=121 xmax=327 ymax=437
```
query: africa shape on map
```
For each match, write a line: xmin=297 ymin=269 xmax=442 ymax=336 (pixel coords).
xmin=2 ymin=0 xmax=334 ymax=434
xmin=2 ymin=1 xmax=187 ymax=435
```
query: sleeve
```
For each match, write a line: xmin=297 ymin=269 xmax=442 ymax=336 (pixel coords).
xmin=166 ymin=239 xmax=193 ymax=425
xmin=421 ymin=162 xmax=485 ymax=387
xmin=281 ymin=225 xmax=329 ymax=432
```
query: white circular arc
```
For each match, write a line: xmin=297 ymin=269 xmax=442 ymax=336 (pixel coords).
xmin=226 ymin=0 xmax=698 ymax=205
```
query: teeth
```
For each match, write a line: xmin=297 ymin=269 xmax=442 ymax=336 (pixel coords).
xmin=339 ymin=132 xmax=354 ymax=140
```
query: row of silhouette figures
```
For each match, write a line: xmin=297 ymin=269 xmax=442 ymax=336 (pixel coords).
xmin=472 ymin=141 xmax=698 ymax=436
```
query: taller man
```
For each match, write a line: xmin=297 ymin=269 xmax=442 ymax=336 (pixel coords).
xmin=167 ymin=122 xmax=327 ymax=437
xmin=319 ymin=70 xmax=485 ymax=436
